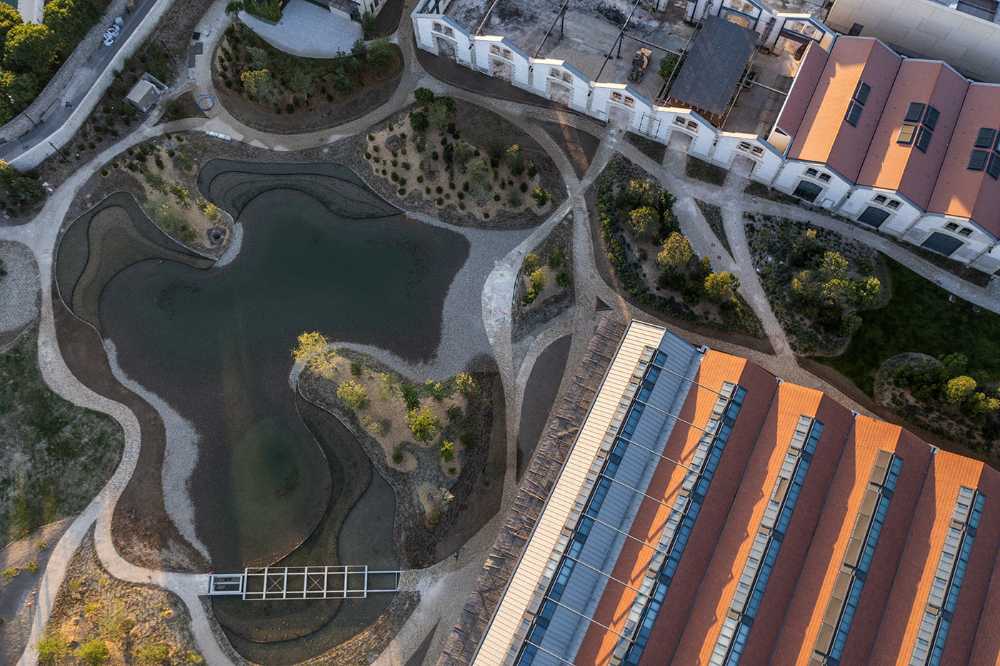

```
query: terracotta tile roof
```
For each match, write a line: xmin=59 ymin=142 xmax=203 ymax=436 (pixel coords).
xmin=927 ymin=83 xmax=1000 ymax=236
xmin=857 ymin=61 xmax=969 ymax=209
xmin=868 ymin=452 xmax=996 ymax=664
xmin=788 ymin=37 xmax=902 ymax=181
xmin=775 ymin=41 xmax=830 ymax=140
xmin=477 ymin=324 xmax=1000 ymax=666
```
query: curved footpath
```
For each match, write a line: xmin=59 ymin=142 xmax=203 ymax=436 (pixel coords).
xmin=5 ymin=0 xmax=1000 ymax=663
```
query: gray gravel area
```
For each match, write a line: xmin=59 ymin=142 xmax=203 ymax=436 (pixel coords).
xmin=0 ymin=242 xmax=40 ymax=334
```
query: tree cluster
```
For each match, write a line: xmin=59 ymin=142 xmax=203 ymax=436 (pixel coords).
xmin=894 ymin=353 xmax=1000 ymax=417
xmin=0 ymin=159 xmax=45 ymax=215
xmin=786 ymin=229 xmax=882 ymax=339
xmin=0 ymin=0 xmax=106 ymax=124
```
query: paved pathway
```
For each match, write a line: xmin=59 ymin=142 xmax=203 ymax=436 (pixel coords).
xmin=240 ymin=0 xmax=362 ymax=58
xmin=8 ymin=0 xmax=1000 ymax=663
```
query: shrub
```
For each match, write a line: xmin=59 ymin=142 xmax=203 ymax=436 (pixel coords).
xmin=134 ymin=642 xmax=171 ymax=665
xmin=627 ymin=206 xmax=658 ymax=235
xmin=367 ymin=38 xmax=395 ymax=68
xmin=524 ymin=268 xmax=546 ymax=304
xmin=523 ymin=252 xmax=541 ymax=273
xmin=531 ymin=186 xmax=550 ymax=207
xmin=414 ymin=87 xmax=435 ymax=106
xmin=37 ymin=635 xmax=68 ymax=665
xmin=447 ymin=404 xmax=463 ymax=422
xmin=656 ymin=232 xmax=693 ymax=271
xmin=409 ymin=110 xmax=428 ymax=133
xmin=76 ymin=640 xmax=110 ymax=665
xmin=556 ymin=271 xmax=571 ymax=288
xmin=407 ymin=407 xmax=441 ymax=442
xmin=945 ymin=376 xmax=977 ymax=405
xmin=455 ymin=372 xmax=477 ymax=396
xmin=440 ymin=439 xmax=455 ymax=462
xmin=704 ymin=271 xmax=739 ymax=303
xmin=337 ymin=379 xmax=369 ymax=410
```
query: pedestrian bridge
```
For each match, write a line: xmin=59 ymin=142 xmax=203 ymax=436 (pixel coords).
xmin=207 ymin=565 xmax=402 ymax=601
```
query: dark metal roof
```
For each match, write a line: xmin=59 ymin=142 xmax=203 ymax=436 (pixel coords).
xmin=669 ymin=16 xmax=755 ymax=117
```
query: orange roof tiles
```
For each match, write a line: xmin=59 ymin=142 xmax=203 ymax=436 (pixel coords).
xmin=788 ymin=37 xmax=901 ymax=181
xmin=668 ymin=383 xmax=854 ymax=665
xmin=867 ymin=452 xmax=996 ymax=664
xmin=927 ymin=83 xmax=1000 ymax=236
xmin=857 ymin=61 xmax=969 ymax=209
xmin=776 ymin=41 xmax=830 ymax=139
xmin=493 ymin=329 xmax=1000 ymax=666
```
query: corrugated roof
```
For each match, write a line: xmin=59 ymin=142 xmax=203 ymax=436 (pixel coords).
xmin=668 ymin=16 xmax=755 ymax=117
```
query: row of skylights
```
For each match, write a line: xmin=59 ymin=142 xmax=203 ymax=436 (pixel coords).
xmin=898 ymin=102 xmax=940 ymax=153
xmin=708 ymin=415 xmax=824 ymax=666
xmin=909 ymin=486 xmax=986 ymax=666
xmin=845 ymin=81 xmax=871 ymax=127
xmin=812 ymin=450 xmax=903 ymax=665
xmin=617 ymin=383 xmax=747 ymax=666
xmin=516 ymin=349 xmax=669 ymax=665
xmin=968 ymin=127 xmax=1000 ymax=179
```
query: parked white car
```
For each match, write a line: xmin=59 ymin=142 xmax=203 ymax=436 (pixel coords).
xmin=103 ymin=17 xmax=124 ymax=46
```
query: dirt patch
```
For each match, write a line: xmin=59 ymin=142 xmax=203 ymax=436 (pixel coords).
xmin=38 ymin=531 xmax=203 ymax=665
xmin=363 ymin=98 xmax=554 ymax=225
xmin=212 ymin=23 xmax=403 ymax=134
xmin=627 ymin=132 xmax=666 ymax=164
xmin=0 ymin=329 xmax=123 ymax=548
xmin=685 ymin=155 xmax=728 ymax=186
xmin=695 ymin=199 xmax=730 ymax=257
xmin=159 ymin=92 xmax=209 ymax=124
xmin=513 ymin=215 xmax=575 ymax=340
xmin=540 ymin=121 xmax=601 ymax=178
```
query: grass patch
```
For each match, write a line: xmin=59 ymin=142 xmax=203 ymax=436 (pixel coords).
xmin=685 ymin=156 xmax=728 ymax=186
xmin=826 ymin=259 xmax=1000 ymax=395
xmin=0 ymin=331 xmax=123 ymax=545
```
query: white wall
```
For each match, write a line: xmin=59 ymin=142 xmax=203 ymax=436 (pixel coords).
xmin=838 ymin=187 xmax=922 ymax=236
xmin=773 ymin=161 xmax=852 ymax=209
xmin=530 ymin=61 xmax=589 ymax=111
xmin=902 ymin=215 xmax=997 ymax=264
xmin=713 ymin=133 xmax=782 ymax=184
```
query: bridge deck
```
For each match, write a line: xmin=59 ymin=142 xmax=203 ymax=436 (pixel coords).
xmin=207 ymin=566 xmax=402 ymax=600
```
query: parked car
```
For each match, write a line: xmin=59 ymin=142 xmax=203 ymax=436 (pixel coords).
xmin=103 ymin=17 xmax=124 ymax=46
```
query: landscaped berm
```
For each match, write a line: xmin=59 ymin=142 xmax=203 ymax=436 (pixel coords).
xmin=364 ymin=90 xmax=555 ymax=225
xmin=292 ymin=332 xmax=497 ymax=548
xmin=595 ymin=156 xmax=762 ymax=338
xmin=212 ymin=21 xmax=403 ymax=132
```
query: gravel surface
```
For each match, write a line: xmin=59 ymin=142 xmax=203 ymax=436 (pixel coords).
xmin=0 ymin=242 xmax=40 ymax=335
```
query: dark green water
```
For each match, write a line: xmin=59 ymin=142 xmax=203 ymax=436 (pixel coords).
xmin=99 ymin=188 xmax=470 ymax=567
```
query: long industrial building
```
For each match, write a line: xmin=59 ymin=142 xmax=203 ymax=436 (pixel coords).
xmin=465 ymin=321 xmax=1000 ymax=666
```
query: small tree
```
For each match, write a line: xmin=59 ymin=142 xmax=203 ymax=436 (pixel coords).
xmin=945 ymin=375 xmax=977 ymax=405
xmin=455 ymin=372 xmax=477 ymax=395
xmin=409 ymin=110 xmax=429 ymax=133
xmin=524 ymin=268 xmax=546 ymax=304
xmin=0 ymin=159 xmax=45 ymax=213
xmin=3 ymin=23 xmax=54 ymax=76
xmin=428 ymin=99 xmax=451 ymax=131
xmin=414 ymin=87 xmax=436 ymax=107
xmin=292 ymin=331 xmax=337 ymax=379
xmin=658 ymin=52 xmax=679 ymax=82
xmin=627 ymin=206 xmax=658 ymax=235
xmin=77 ymin=640 xmax=110 ymax=665
xmin=850 ymin=275 xmax=882 ymax=308
xmin=440 ymin=439 xmax=455 ymax=462
xmin=969 ymin=392 xmax=1000 ymax=415
xmin=704 ymin=271 xmax=739 ymax=303
xmin=465 ymin=157 xmax=491 ymax=199
xmin=240 ymin=68 xmax=276 ymax=102
xmin=337 ymin=379 xmax=369 ymax=410
xmin=531 ymin=186 xmax=550 ymax=207
xmin=656 ymin=232 xmax=693 ymax=271
xmin=407 ymin=407 xmax=441 ymax=443
xmin=367 ymin=38 xmax=395 ymax=69
xmin=0 ymin=5 xmax=23 ymax=53
xmin=819 ymin=250 xmax=850 ymax=281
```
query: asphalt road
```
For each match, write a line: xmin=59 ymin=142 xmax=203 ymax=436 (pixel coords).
xmin=0 ymin=0 xmax=159 ymax=162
